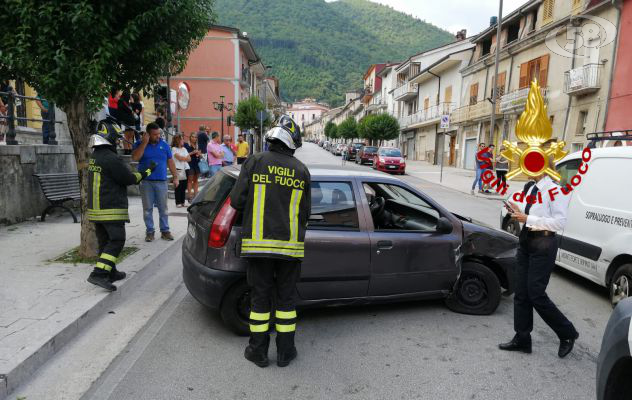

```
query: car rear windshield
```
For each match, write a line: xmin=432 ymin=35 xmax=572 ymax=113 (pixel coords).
xmin=379 ymin=149 xmax=402 ymax=157
xmin=364 ymin=146 xmax=377 ymax=152
xmin=191 ymin=171 xmax=236 ymax=219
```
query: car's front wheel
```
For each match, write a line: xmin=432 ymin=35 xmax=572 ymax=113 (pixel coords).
xmin=610 ymin=264 xmax=632 ymax=307
xmin=502 ymin=216 xmax=521 ymax=236
xmin=446 ymin=261 xmax=501 ymax=315
xmin=220 ymin=280 xmax=251 ymax=336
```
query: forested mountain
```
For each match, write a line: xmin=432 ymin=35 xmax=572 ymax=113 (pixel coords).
xmin=214 ymin=0 xmax=454 ymax=106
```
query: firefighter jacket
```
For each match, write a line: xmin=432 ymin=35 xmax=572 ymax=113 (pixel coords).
xmin=87 ymin=146 xmax=152 ymax=222
xmin=229 ymin=142 xmax=311 ymax=260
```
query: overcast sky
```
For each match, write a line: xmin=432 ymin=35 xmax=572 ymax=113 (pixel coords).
xmin=350 ymin=0 xmax=528 ymax=36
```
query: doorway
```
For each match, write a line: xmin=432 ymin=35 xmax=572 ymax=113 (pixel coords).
xmin=449 ymin=135 xmax=456 ymax=166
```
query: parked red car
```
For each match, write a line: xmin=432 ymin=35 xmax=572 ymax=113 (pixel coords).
xmin=373 ymin=147 xmax=406 ymax=174
xmin=356 ymin=145 xmax=378 ymax=165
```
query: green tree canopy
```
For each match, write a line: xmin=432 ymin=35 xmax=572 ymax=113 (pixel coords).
xmin=324 ymin=121 xmax=337 ymax=140
xmin=234 ymin=96 xmax=272 ymax=133
xmin=337 ymin=116 xmax=358 ymax=141
xmin=358 ymin=113 xmax=400 ymax=144
xmin=0 ymin=0 xmax=215 ymax=256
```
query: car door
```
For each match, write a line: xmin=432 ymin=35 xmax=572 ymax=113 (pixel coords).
xmin=297 ymin=179 xmax=371 ymax=300
xmin=360 ymin=181 xmax=462 ymax=296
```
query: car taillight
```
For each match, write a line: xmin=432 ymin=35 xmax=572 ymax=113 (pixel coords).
xmin=208 ymin=197 xmax=237 ymax=248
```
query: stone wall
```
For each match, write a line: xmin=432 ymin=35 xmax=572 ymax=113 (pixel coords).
xmin=0 ymin=145 xmax=76 ymax=225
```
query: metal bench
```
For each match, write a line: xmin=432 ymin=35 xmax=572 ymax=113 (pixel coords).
xmin=33 ymin=173 xmax=80 ymax=223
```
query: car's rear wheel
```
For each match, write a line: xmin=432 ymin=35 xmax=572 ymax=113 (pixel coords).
xmin=610 ymin=264 xmax=632 ymax=307
xmin=220 ymin=280 xmax=251 ymax=336
xmin=446 ymin=261 xmax=501 ymax=315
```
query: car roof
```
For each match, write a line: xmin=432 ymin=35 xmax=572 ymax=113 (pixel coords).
xmin=557 ymin=146 xmax=632 ymax=165
xmin=223 ymin=164 xmax=401 ymax=181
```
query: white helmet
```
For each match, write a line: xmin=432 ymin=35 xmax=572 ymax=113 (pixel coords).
xmin=264 ymin=115 xmax=302 ymax=150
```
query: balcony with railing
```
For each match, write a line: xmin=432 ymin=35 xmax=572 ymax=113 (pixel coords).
xmin=564 ymin=64 xmax=601 ymax=95
xmin=240 ymin=66 xmax=252 ymax=88
xmin=499 ymin=87 xmax=548 ymax=114
xmin=450 ymin=101 xmax=500 ymax=124
xmin=362 ymin=84 xmax=374 ymax=103
xmin=399 ymin=102 xmax=454 ymax=129
xmin=366 ymin=92 xmax=386 ymax=112
xmin=393 ymin=82 xmax=418 ymax=101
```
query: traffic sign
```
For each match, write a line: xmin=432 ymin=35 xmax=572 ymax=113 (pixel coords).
xmin=257 ymin=110 xmax=267 ymax=123
xmin=440 ymin=114 xmax=450 ymax=129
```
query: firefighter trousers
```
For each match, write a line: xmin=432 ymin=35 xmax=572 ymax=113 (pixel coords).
xmin=94 ymin=222 xmax=126 ymax=273
xmin=247 ymin=257 xmax=301 ymax=353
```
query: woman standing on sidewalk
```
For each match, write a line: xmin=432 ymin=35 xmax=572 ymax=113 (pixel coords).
xmin=495 ymin=146 xmax=509 ymax=190
xmin=184 ymin=132 xmax=201 ymax=203
xmin=171 ymin=135 xmax=190 ymax=208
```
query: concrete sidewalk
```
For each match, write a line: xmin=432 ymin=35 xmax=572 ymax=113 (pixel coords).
xmin=405 ymin=159 xmax=527 ymax=199
xmin=0 ymin=197 xmax=188 ymax=399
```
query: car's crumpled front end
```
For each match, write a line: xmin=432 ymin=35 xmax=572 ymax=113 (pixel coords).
xmin=453 ymin=213 xmax=518 ymax=294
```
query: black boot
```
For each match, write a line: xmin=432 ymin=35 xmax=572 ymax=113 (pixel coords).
xmin=276 ymin=332 xmax=297 ymax=367
xmin=109 ymin=266 xmax=127 ymax=282
xmin=87 ymin=269 xmax=117 ymax=291
xmin=244 ymin=333 xmax=270 ymax=368
xmin=499 ymin=334 xmax=532 ymax=354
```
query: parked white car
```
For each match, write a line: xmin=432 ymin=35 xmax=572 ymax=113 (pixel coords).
xmin=500 ymin=146 xmax=632 ymax=306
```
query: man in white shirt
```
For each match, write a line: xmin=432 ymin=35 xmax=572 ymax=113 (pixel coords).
xmin=499 ymin=174 xmax=579 ymax=358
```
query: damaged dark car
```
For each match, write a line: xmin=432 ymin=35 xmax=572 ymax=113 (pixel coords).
xmin=183 ymin=166 xmax=518 ymax=335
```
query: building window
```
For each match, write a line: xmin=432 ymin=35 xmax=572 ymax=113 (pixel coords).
xmin=576 ymin=111 xmax=588 ymax=136
xmin=542 ymin=0 xmax=554 ymax=25
xmin=312 ymin=114 xmax=315 ymax=120
xmin=507 ymin=22 xmax=520 ymax=43
xmin=519 ymin=55 xmax=550 ymax=88
xmin=491 ymin=72 xmax=506 ymax=98
xmin=481 ymin=39 xmax=492 ymax=56
xmin=469 ymin=83 xmax=479 ymax=105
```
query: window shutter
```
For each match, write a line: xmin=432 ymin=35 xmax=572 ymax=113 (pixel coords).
xmin=490 ymin=34 xmax=497 ymax=54
xmin=543 ymin=0 xmax=554 ymax=24
xmin=538 ymin=54 xmax=550 ymax=87
xmin=424 ymin=97 xmax=429 ymax=110
xmin=444 ymin=86 xmax=453 ymax=104
xmin=519 ymin=63 xmax=529 ymax=88
xmin=496 ymin=72 xmax=507 ymax=97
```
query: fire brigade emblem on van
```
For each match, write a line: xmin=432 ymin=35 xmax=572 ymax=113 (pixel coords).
xmin=500 ymin=79 xmax=568 ymax=181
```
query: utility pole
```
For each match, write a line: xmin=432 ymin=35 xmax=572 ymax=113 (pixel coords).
xmin=488 ymin=0 xmax=504 ymax=149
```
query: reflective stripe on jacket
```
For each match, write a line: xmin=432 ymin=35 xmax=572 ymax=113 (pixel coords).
xmin=87 ymin=146 xmax=148 ymax=222
xmin=229 ymin=143 xmax=311 ymax=260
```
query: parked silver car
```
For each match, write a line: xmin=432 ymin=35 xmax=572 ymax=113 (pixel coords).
xmin=183 ymin=166 xmax=518 ymax=335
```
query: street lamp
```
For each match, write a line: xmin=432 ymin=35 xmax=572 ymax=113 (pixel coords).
xmin=213 ymin=95 xmax=233 ymax=138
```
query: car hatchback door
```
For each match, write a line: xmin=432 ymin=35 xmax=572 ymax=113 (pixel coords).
xmin=360 ymin=181 xmax=462 ymax=296
xmin=297 ymin=179 xmax=371 ymax=300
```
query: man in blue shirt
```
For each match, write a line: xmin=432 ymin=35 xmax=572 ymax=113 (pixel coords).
xmin=132 ymin=122 xmax=179 ymax=242
xmin=221 ymin=135 xmax=235 ymax=166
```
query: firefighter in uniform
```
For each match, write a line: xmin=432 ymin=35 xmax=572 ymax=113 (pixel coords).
xmin=229 ymin=115 xmax=311 ymax=368
xmin=86 ymin=117 xmax=156 ymax=291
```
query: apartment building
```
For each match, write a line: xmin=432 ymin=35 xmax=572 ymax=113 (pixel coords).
xmin=453 ymin=0 xmax=619 ymax=169
xmin=392 ymin=33 xmax=473 ymax=162
xmin=361 ymin=64 xmax=387 ymax=116
xmin=287 ymin=98 xmax=330 ymax=129
xmin=167 ymin=25 xmax=279 ymax=138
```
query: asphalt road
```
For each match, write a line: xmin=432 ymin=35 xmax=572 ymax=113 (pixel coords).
xmin=80 ymin=143 xmax=611 ymax=400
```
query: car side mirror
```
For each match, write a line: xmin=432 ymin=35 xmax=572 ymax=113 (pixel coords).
xmin=436 ymin=217 xmax=453 ymax=234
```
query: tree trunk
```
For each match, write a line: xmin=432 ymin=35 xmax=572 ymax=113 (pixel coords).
xmin=64 ymin=97 xmax=98 ymax=258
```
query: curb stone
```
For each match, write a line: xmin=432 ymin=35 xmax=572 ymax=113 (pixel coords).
xmin=0 ymin=235 xmax=185 ymax=400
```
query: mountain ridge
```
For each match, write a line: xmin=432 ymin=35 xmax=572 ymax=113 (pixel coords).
xmin=214 ymin=0 xmax=455 ymax=106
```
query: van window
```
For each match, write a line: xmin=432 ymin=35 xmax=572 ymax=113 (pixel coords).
xmin=578 ymin=158 xmax=632 ymax=212
xmin=309 ymin=182 xmax=359 ymax=229
xmin=557 ymin=159 xmax=581 ymax=187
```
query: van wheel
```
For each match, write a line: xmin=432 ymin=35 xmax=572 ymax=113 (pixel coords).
xmin=502 ymin=217 xmax=521 ymax=236
xmin=446 ymin=261 xmax=501 ymax=315
xmin=610 ymin=264 xmax=632 ymax=308
xmin=220 ymin=280 xmax=251 ymax=336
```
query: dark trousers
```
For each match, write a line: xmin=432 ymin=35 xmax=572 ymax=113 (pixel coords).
xmin=175 ymin=178 xmax=187 ymax=205
xmin=496 ymin=170 xmax=507 ymax=187
xmin=247 ymin=257 xmax=301 ymax=352
xmin=514 ymin=235 xmax=577 ymax=340
xmin=94 ymin=222 xmax=126 ymax=273
xmin=41 ymin=110 xmax=50 ymax=144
